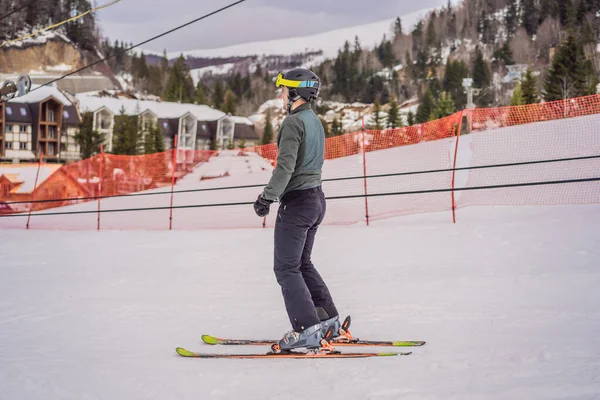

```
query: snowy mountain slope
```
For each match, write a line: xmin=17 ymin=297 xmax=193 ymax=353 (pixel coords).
xmin=157 ymin=8 xmax=432 ymax=60
xmin=1 ymin=204 xmax=599 ymax=399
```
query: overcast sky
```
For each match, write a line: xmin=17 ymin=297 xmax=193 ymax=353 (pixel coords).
xmin=96 ymin=0 xmax=452 ymax=53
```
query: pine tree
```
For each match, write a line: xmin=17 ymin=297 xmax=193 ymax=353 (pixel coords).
xmin=416 ymin=88 xmax=436 ymax=123
xmin=407 ymin=111 xmax=416 ymax=126
xmin=262 ymin=110 xmax=274 ymax=144
xmin=196 ymin=82 xmax=207 ymax=104
xmin=443 ymin=59 xmax=470 ymax=109
xmin=74 ymin=112 xmax=105 ymax=159
xmin=372 ymin=97 xmax=384 ymax=130
xmin=394 ymin=17 xmax=403 ymax=37
xmin=143 ymin=124 xmax=165 ymax=154
xmin=448 ymin=12 xmax=458 ymax=39
xmin=543 ymin=33 xmax=589 ymax=101
xmin=436 ymin=92 xmax=456 ymax=118
xmin=506 ymin=0 xmax=520 ymax=37
xmin=222 ymin=89 xmax=236 ymax=114
xmin=510 ymin=83 xmax=526 ymax=105
xmin=522 ymin=0 xmax=540 ymax=35
xmin=521 ymin=67 xmax=539 ymax=104
xmin=112 ymin=108 xmax=140 ymax=155
xmin=426 ymin=14 xmax=438 ymax=48
xmin=212 ymin=80 xmax=225 ymax=110
xmin=473 ymin=48 xmax=492 ymax=89
xmin=164 ymin=55 xmax=195 ymax=103
xmin=387 ymin=96 xmax=402 ymax=128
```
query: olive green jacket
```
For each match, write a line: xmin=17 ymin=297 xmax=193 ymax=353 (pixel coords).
xmin=263 ymin=103 xmax=325 ymax=201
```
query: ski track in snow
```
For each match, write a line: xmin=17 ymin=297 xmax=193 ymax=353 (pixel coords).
xmin=1 ymin=205 xmax=600 ymax=399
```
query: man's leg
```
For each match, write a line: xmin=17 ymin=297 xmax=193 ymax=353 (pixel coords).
xmin=300 ymin=191 xmax=339 ymax=321
xmin=273 ymin=198 xmax=321 ymax=332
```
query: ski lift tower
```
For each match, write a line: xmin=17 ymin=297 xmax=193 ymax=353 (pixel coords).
xmin=463 ymin=78 xmax=480 ymax=109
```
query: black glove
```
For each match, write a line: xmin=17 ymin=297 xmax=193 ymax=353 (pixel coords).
xmin=253 ymin=194 xmax=274 ymax=217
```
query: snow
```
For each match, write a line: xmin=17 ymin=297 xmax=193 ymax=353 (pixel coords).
xmin=75 ymin=94 xmax=226 ymax=121
xmin=2 ymin=28 xmax=71 ymax=48
xmin=1 ymin=105 xmax=600 ymax=397
xmin=46 ymin=64 xmax=73 ymax=72
xmin=158 ymin=8 xmax=432 ymax=60
xmin=0 ymin=204 xmax=599 ymax=399
xmin=230 ymin=116 xmax=254 ymax=126
xmin=190 ymin=63 xmax=235 ymax=85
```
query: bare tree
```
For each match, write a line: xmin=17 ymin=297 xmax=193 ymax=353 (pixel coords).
xmin=535 ymin=17 xmax=561 ymax=64
xmin=510 ymin=28 xmax=536 ymax=65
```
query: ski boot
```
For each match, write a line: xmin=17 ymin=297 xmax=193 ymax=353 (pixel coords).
xmin=271 ymin=323 xmax=337 ymax=354
xmin=326 ymin=315 xmax=354 ymax=343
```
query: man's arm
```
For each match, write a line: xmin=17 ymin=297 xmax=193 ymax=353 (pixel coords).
xmin=262 ymin=117 xmax=304 ymax=201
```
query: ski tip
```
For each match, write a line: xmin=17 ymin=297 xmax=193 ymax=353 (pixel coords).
xmin=379 ymin=351 xmax=412 ymax=356
xmin=392 ymin=341 xmax=426 ymax=347
xmin=201 ymin=335 xmax=221 ymax=345
xmin=176 ymin=347 xmax=196 ymax=357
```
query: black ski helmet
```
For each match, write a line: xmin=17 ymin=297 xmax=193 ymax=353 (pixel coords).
xmin=276 ymin=68 xmax=321 ymax=111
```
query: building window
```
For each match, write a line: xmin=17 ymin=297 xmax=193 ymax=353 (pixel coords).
xmin=20 ymin=108 xmax=27 ymax=116
xmin=5 ymin=125 xmax=12 ymax=133
xmin=19 ymin=125 xmax=27 ymax=133
xmin=19 ymin=142 xmax=26 ymax=150
xmin=5 ymin=141 xmax=13 ymax=149
xmin=63 ymin=110 xmax=69 ymax=119
xmin=48 ymin=143 xmax=55 ymax=156
xmin=48 ymin=110 xmax=55 ymax=122
xmin=6 ymin=107 xmax=12 ymax=115
xmin=48 ymin=127 xmax=56 ymax=138
xmin=61 ymin=143 xmax=67 ymax=152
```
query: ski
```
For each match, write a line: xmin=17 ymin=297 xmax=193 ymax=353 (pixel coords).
xmin=176 ymin=347 xmax=411 ymax=359
xmin=201 ymin=334 xmax=425 ymax=347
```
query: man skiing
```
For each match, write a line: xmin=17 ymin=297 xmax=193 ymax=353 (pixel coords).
xmin=253 ymin=68 xmax=341 ymax=352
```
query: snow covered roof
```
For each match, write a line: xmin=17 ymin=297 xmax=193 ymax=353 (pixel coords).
xmin=0 ymin=164 xmax=62 ymax=194
xmin=231 ymin=116 xmax=254 ymax=126
xmin=8 ymin=84 xmax=72 ymax=106
xmin=75 ymin=94 xmax=226 ymax=121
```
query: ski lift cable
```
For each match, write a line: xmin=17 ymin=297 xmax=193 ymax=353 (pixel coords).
xmin=28 ymin=0 xmax=247 ymax=93
xmin=1 ymin=0 xmax=123 ymax=48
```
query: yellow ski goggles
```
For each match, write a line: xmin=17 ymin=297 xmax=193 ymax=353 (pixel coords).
xmin=275 ymin=72 xmax=319 ymax=88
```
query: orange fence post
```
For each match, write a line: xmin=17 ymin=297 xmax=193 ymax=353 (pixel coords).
xmin=451 ymin=111 xmax=465 ymax=224
xmin=169 ymin=135 xmax=178 ymax=230
xmin=97 ymin=145 xmax=104 ymax=231
xmin=361 ymin=117 xmax=370 ymax=226
xmin=26 ymin=151 xmax=43 ymax=229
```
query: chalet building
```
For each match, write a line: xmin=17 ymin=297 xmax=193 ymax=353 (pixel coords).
xmin=75 ymin=93 xmax=259 ymax=157
xmin=1 ymin=86 xmax=80 ymax=163
xmin=2 ymin=87 xmax=259 ymax=164
xmin=60 ymin=105 xmax=82 ymax=162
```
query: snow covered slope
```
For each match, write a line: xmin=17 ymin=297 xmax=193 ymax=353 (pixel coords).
xmin=1 ymin=204 xmax=599 ymax=399
xmin=162 ymin=8 xmax=432 ymax=60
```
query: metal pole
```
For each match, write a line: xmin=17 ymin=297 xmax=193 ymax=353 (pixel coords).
xmin=97 ymin=145 xmax=103 ymax=230
xmin=169 ymin=135 xmax=178 ymax=230
xmin=26 ymin=152 xmax=43 ymax=229
xmin=361 ymin=117 xmax=370 ymax=226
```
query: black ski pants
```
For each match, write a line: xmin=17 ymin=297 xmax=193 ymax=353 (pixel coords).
xmin=274 ymin=186 xmax=338 ymax=332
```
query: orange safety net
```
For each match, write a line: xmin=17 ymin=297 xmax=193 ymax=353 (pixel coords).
xmin=456 ymin=94 xmax=600 ymax=209
xmin=1 ymin=94 xmax=599 ymax=230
